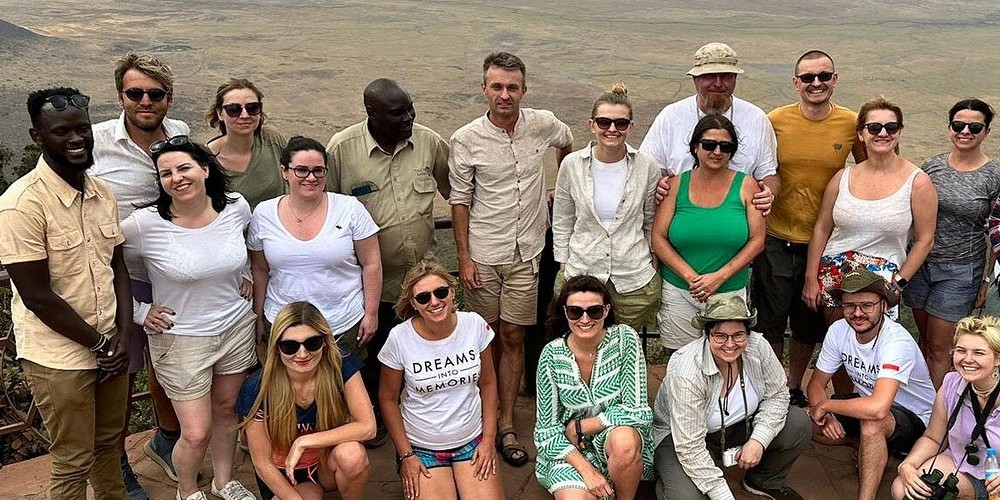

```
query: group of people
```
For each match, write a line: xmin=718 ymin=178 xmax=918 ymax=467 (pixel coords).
xmin=2 ymin=39 xmax=1000 ymax=500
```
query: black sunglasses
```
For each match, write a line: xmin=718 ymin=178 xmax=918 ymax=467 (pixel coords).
xmin=222 ymin=102 xmax=263 ymax=118
xmin=863 ymin=122 xmax=903 ymax=135
xmin=150 ymin=135 xmax=193 ymax=154
xmin=285 ymin=166 xmax=328 ymax=179
xmin=564 ymin=305 xmax=607 ymax=321
xmin=796 ymin=72 xmax=834 ymax=84
xmin=593 ymin=117 xmax=631 ymax=130
xmin=277 ymin=335 xmax=326 ymax=356
xmin=950 ymin=120 xmax=987 ymax=135
xmin=44 ymin=93 xmax=90 ymax=111
xmin=414 ymin=286 xmax=450 ymax=305
xmin=122 ymin=87 xmax=169 ymax=103
xmin=699 ymin=139 xmax=737 ymax=154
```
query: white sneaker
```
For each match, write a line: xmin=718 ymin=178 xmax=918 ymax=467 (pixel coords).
xmin=176 ymin=490 xmax=208 ymax=500
xmin=211 ymin=480 xmax=257 ymax=500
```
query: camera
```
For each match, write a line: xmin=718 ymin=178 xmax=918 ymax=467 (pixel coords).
xmin=722 ymin=447 xmax=740 ymax=467
xmin=913 ymin=469 xmax=959 ymax=500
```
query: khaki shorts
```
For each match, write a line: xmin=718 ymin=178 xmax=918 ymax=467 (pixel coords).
xmin=554 ymin=270 xmax=661 ymax=333
xmin=657 ymin=281 xmax=747 ymax=350
xmin=463 ymin=258 xmax=539 ymax=326
xmin=148 ymin=310 xmax=257 ymax=401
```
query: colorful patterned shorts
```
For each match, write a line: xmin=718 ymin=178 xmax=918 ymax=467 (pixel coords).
xmin=406 ymin=434 xmax=483 ymax=470
xmin=818 ymin=250 xmax=899 ymax=307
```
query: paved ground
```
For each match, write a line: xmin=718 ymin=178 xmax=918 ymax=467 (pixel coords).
xmin=0 ymin=365 xmax=897 ymax=499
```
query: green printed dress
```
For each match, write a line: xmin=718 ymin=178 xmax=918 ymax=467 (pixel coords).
xmin=533 ymin=324 xmax=654 ymax=492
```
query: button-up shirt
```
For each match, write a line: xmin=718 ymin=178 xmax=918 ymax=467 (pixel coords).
xmin=0 ymin=158 xmax=125 ymax=370
xmin=326 ymin=121 xmax=450 ymax=302
xmin=449 ymin=108 xmax=573 ymax=265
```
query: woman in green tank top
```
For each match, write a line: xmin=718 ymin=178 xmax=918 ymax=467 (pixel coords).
xmin=651 ymin=115 xmax=765 ymax=353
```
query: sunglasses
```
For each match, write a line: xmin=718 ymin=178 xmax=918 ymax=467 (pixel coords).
xmin=122 ymin=87 xmax=169 ymax=103
xmin=699 ymin=139 xmax=737 ymax=154
xmin=796 ymin=72 xmax=834 ymax=84
xmin=564 ymin=305 xmax=607 ymax=321
xmin=593 ymin=117 xmax=631 ymax=130
xmin=285 ymin=166 xmax=328 ymax=179
xmin=950 ymin=120 xmax=987 ymax=135
xmin=277 ymin=335 xmax=326 ymax=356
xmin=414 ymin=286 xmax=450 ymax=305
xmin=863 ymin=122 xmax=903 ymax=135
xmin=150 ymin=135 xmax=193 ymax=154
xmin=221 ymin=102 xmax=263 ymax=118
xmin=44 ymin=93 xmax=90 ymax=111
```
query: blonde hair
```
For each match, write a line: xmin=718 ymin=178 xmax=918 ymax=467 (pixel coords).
xmin=240 ymin=302 xmax=349 ymax=451
xmin=591 ymin=82 xmax=632 ymax=119
xmin=114 ymin=52 xmax=174 ymax=94
xmin=394 ymin=260 xmax=458 ymax=321
xmin=954 ymin=316 xmax=1000 ymax=357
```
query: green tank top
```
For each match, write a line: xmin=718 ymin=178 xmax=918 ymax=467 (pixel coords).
xmin=659 ymin=170 xmax=749 ymax=291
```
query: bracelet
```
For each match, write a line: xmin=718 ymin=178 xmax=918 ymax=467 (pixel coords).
xmin=397 ymin=451 xmax=416 ymax=462
xmin=90 ymin=334 xmax=110 ymax=353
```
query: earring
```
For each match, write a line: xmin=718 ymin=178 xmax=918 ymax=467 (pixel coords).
xmin=993 ymin=370 xmax=998 ymax=380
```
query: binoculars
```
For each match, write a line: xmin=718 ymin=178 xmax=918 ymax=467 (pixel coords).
xmin=911 ymin=469 xmax=959 ymax=500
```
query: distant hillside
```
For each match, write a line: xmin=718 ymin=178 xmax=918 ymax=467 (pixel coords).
xmin=0 ymin=18 xmax=46 ymax=46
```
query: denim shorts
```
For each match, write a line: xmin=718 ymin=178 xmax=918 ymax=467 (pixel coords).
xmin=401 ymin=434 xmax=483 ymax=470
xmin=903 ymin=259 xmax=985 ymax=322
xmin=967 ymin=473 xmax=989 ymax=500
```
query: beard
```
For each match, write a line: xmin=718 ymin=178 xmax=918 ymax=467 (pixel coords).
xmin=702 ymin=93 xmax=732 ymax=114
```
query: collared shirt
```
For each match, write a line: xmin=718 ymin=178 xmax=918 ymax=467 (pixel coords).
xmin=0 ymin=157 xmax=125 ymax=370
xmin=552 ymin=142 xmax=659 ymax=293
xmin=326 ymin=121 xmax=450 ymax=302
xmin=449 ymin=108 xmax=573 ymax=265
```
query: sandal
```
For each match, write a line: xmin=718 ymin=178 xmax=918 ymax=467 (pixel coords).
xmin=495 ymin=427 xmax=530 ymax=467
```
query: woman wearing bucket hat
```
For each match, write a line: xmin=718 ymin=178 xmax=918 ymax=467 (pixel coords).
xmin=651 ymin=295 xmax=810 ymax=500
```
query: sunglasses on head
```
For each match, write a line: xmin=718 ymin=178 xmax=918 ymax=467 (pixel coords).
xmin=699 ymin=139 xmax=737 ymax=154
xmin=950 ymin=120 xmax=987 ymax=135
xmin=796 ymin=71 xmax=834 ymax=84
xmin=863 ymin=121 xmax=903 ymax=135
xmin=564 ymin=305 xmax=607 ymax=321
xmin=122 ymin=87 xmax=169 ymax=103
xmin=593 ymin=117 xmax=631 ymax=130
xmin=150 ymin=135 xmax=193 ymax=154
xmin=222 ymin=102 xmax=263 ymax=118
xmin=277 ymin=335 xmax=326 ymax=356
xmin=414 ymin=286 xmax=450 ymax=305
xmin=44 ymin=93 xmax=90 ymax=111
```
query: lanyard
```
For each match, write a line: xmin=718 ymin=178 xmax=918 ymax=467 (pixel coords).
xmin=719 ymin=358 xmax=749 ymax=452
xmin=946 ymin=381 xmax=999 ymax=450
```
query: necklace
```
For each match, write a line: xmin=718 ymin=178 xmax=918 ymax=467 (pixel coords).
xmin=972 ymin=374 xmax=1000 ymax=397
xmin=286 ymin=196 xmax=322 ymax=224
xmin=569 ymin=336 xmax=597 ymax=359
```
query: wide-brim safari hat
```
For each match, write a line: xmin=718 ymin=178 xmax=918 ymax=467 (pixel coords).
xmin=691 ymin=295 xmax=757 ymax=330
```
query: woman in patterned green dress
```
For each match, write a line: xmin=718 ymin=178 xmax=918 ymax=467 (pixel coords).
xmin=535 ymin=275 xmax=654 ymax=499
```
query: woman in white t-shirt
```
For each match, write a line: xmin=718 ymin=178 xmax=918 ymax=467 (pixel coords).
xmin=378 ymin=261 xmax=504 ymax=500
xmin=122 ymin=136 xmax=257 ymax=500
xmin=248 ymin=136 xmax=382 ymax=362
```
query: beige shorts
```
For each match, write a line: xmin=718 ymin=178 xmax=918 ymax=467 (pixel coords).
xmin=463 ymin=258 xmax=539 ymax=326
xmin=148 ymin=310 xmax=257 ymax=401
xmin=657 ymin=281 xmax=747 ymax=351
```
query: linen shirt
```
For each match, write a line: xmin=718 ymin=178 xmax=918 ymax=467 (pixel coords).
xmin=0 ymin=157 xmax=125 ymax=370
xmin=552 ymin=142 xmax=659 ymax=293
xmin=449 ymin=108 xmax=573 ymax=265
xmin=326 ymin=121 xmax=450 ymax=302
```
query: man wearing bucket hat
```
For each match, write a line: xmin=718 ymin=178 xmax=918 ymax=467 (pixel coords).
xmin=652 ymin=295 xmax=810 ymax=499
xmin=806 ymin=269 xmax=935 ymax=500
xmin=640 ymin=42 xmax=778 ymax=211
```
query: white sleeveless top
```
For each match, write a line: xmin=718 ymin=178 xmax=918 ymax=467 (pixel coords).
xmin=823 ymin=165 xmax=920 ymax=268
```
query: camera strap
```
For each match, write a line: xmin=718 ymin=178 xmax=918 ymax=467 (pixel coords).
xmin=718 ymin=358 xmax=749 ymax=453
xmin=945 ymin=382 xmax=999 ymax=451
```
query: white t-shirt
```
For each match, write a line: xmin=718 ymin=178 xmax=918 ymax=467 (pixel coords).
xmin=590 ymin=156 xmax=628 ymax=230
xmin=706 ymin=373 xmax=762 ymax=434
xmin=638 ymin=95 xmax=777 ymax=179
xmin=121 ymin=194 xmax=253 ymax=336
xmin=378 ymin=311 xmax=494 ymax=449
xmin=816 ymin=318 xmax=936 ymax=425
xmin=247 ymin=193 xmax=379 ymax=335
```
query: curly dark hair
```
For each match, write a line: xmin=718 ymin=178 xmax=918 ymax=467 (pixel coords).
xmin=145 ymin=137 xmax=236 ymax=220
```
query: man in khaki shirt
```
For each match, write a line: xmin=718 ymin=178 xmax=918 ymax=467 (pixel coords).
xmin=449 ymin=52 xmax=573 ymax=465
xmin=0 ymin=87 xmax=133 ymax=499
xmin=326 ymin=78 xmax=451 ymax=447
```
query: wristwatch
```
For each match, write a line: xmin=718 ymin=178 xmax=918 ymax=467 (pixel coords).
xmin=90 ymin=334 xmax=113 ymax=357
xmin=895 ymin=277 xmax=908 ymax=290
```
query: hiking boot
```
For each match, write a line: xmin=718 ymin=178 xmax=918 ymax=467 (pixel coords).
xmin=743 ymin=478 xmax=804 ymax=500
xmin=211 ymin=479 xmax=256 ymax=500
xmin=144 ymin=430 xmax=178 ymax=482
xmin=789 ymin=387 xmax=809 ymax=408
xmin=363 ymin=423 xmax=389 ymax=449
xmin=121 ymin=455 xmax=149 ymax=500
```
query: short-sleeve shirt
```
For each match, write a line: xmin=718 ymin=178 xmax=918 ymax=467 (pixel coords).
xmin=378 ymin=311 xmax=494 ymax=449
xmin=921 ymin=153 xmax=1000 ymax=263
xmin=208 ymin=125 xmax=288 ymax=210
xmin=0 ymin=157 xmax=124 ymax=370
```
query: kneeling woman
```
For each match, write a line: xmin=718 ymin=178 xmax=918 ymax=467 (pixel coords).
xmin=535 ymin=275 xmax=654 ymax=500
xmin=651 ymin=296 xmax=810 ymax=499
xmin=378 ymin=261 xmax=503 ymax=500
xmin=237 ymin=301 xmax=374 ymax=500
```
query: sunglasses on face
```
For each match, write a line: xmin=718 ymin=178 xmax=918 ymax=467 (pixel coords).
xmin=796 ymin=72 xmax=834 ymax=84
xmin=285 ymin=166 xmax=328 ymax=179
xmin=950 ymin=120 xmax=987 ymax=135
xmin=44 ymin=93 xmax=90 ymax=111
xmin=150 ymin=135 xmax=192 ymax=154
xmin=564 ymin=305 xmax=607 ymax=321
xmin=593 ymin=117 xmax=631 ymax=130
xmin=699 ymin=139 xmax=737 ymax=154
xmin=863 ymin=122 xmax=903 ymax=135
xmin=277 ymin=335 xmax=326 ymax=356
xmin=414 ymin=286 xmax=450 ymax=305
xmin=122 ymin=87 xmax=169 ymax=103
xmin=221 ymin=102 xmax=263 ymax=118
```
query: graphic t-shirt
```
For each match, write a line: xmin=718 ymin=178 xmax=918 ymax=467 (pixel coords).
xmin=378 ymin=311 xmax=494 ymax=449
xmin=816 ymin=318 xmax=935 ymax=424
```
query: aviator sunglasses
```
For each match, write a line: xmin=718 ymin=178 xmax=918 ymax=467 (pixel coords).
xmin=122 ymin=87 xmax=169 ymax=103
xmin=564 ymin=305 xmax=607 ymax=321
xmin=593 ymin=117 xmax=632 ymax=130
xmin=796 ymin=71 xmax=834 ymax=84
xmin=277 ymin=335 xmax=326 ymax=355
xmin=699 ymin=139 xmax=737 ymax=154
xmin=414 ymin=286 xmax=450 ymax=305
xmin=44 ymin=93 xmax=90 ymax=111
xmin=950 ymin=120 xmax=987 ymax=135
xmin=150 ymin=135 xmax=193 ymax=154
xmin=222 ymin=102 xmax=263 ymax=118
xmin=863 ymin=122 xmax=903 ymax=135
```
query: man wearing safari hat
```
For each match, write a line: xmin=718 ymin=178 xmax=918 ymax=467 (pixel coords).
xmin=806 ymin=269 xmax=935 ymax=500
xmin=640 ymin=42 xmax=778 ymax=209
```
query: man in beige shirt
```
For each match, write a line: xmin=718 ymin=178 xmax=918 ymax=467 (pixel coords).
xmin=0 ymin=87 xmax=133 ymax=499
xmin=449 ymin=52 xmax=573 ymax=465
xmin=326 ymin=78 xmax=451 ymax=447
